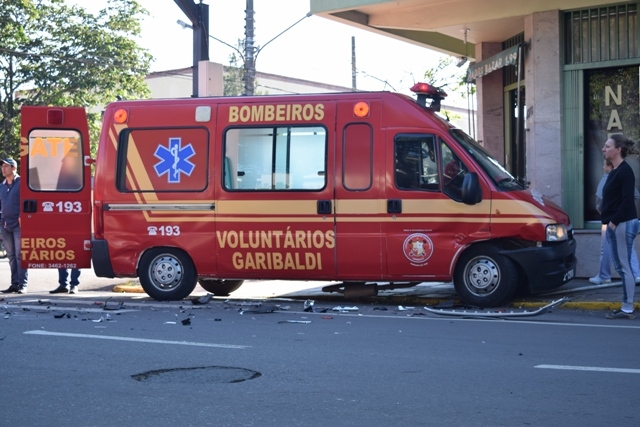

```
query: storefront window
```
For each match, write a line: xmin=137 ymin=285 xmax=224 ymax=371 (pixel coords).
xmin=585 ymin=65 xmax=640 ymax=223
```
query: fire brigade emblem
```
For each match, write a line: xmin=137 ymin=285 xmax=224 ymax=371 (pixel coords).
xmin=402 ymin=233 xmax=434 ymax=265
xmin=154 ymin=137 xmax=196 ymax=183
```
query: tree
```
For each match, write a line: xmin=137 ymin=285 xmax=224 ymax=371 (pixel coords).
xmin=223 ymin=52 xmax=244 ymax=97
xmin=422 ymin=55 xmax=476 ymax=135
xmin=423 ymin=55 xmax=475 ymax=100
xmin=0 ymin=0 xmax=152 ymax=157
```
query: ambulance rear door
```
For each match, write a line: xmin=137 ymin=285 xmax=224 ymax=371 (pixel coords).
xmin=19 ymin=106 xmax=92 ymax=269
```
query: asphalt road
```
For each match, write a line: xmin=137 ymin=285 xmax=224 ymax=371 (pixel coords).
xmin=1 ymin=295 xmax=639 ymax=426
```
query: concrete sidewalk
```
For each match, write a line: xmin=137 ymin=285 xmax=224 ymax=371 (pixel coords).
xmin=0 ymin=258 xmax=636 ymax=311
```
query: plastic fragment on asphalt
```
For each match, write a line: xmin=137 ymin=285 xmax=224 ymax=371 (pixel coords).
xmin=278 ymin=320 xmax=311 ymax=324
xmin=225 ymin=301 xmax=262 ymax=307
xmin=164 ymin=321 xmax=177 ymax=324
xmin=54 ymin=312 xmax=70 ymax=319
xmin=181 ymin=318 xmax=191 ymax=326
xmin=92 ymin=316 xmax=104 ymax=323
xmin=397 ymin=306 xmax=415 ymax=311
xmin=239 ymin=304 xmax=281 ymax=315
xmin=104 ymin=298 xmax=125 ymax=311
xmin=331 ymin=306 xmax=359 ymax=312
xmin=321 ymin=316 xmax=333 ymax=320
xmin=191 ymin=294 xmax=213 ymax=305
xmin=303 ymin=300 xmax=314 ymax=312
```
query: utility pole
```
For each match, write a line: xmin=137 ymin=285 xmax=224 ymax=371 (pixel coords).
xmin=174 ymin=0 xmax=210 ymax=97
xmin=244 ymin=0 xmax=256 ymax=95
xmin=351 ymin=36 xmax=357 ymax=90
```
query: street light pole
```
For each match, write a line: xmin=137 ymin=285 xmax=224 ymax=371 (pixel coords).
xmin=174 ymin=0 xmax=209 ymax=98
xmin=244 ymin=0 xmax=256 ymax=95
xmin=178 ymin=1 xmax=311 ymax=96
xmin=243 ymin=0 xmax=311 ymax=95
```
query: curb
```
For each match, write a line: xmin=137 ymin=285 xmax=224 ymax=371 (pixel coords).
xmin=112 ymin=284 xmax=145 ymax=293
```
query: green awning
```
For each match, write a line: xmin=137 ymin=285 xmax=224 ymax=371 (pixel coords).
xmin=466 ymin=44 xmax=520 ymax=83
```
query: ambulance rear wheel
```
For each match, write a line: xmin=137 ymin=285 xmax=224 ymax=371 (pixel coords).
xmin=198 ymin=279 xmax=244 ymax=296
xmin=139 ymin=248 xmax=197 ymax=301
xmin=453 ymin=245 xmax=518 ymax=308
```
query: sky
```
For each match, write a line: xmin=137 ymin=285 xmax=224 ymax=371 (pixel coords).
xmin=68 ymin=0 xmax=447 ymax=96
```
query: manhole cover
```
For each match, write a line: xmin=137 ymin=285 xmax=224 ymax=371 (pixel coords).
xmin=132 ymin=366 xmax=261 ymax=384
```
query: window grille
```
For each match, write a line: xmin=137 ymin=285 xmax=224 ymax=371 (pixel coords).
xmin=565 ymin=3 xmax=638 ymax=64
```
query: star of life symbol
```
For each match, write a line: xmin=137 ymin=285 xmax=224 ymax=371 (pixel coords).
xmin=153 ymin=137 xmax=196 ymax=183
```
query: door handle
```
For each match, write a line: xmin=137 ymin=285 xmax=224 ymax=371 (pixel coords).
xmin=387 ymin=199 xmax=402 ymax=214
xmin=23 ymin=200 xmax=37 ymax=213
xmin=317 ymin=200 xmax=332 ymax=215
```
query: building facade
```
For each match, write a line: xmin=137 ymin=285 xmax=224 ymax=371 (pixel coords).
xmin=309 ymin=0 xmax=640 ymax=277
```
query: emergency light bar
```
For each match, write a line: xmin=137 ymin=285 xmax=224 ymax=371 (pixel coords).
xmin=410 ymin=82 xmax=447 ymax=112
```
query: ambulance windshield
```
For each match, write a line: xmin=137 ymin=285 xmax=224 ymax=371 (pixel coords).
xmin=449 ymin=129 xmax=525 ymax=191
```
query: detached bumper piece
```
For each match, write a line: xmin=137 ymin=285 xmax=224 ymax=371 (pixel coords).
xmin=423 ymin=297 xmax=568 ymax=319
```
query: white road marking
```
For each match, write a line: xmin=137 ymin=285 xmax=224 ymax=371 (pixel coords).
xmin=24 ymin=330 xmax=249 ymax=349
xmin=535 ymin=364 xmax=640 ymax=374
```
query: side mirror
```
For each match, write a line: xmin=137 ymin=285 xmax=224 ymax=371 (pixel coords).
xmin=461 ymin=172 xmax=482 ymax=205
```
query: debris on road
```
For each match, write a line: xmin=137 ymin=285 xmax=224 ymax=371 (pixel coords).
xmin=278 ymin=320 xmax=311 ymax=324
xmin=331 ymin=306 xmax=359 ymax=312
xmin=104 ymin=298 xmax=125 ymax=311
xmin=423 ymin=298 xmax=568 ymax=319
xmin=191 ymin=294 xmax=213 ymax=305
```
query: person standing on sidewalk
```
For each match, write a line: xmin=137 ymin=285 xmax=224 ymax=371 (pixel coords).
xmin=0 ymin=158 xmax=28 ymax=294
xmin=590 ymin=158 xmax=640 ymax=285
xmin=50 ymin=269 xmax=81 ymax=294
xmin=601 ymin=134 xmax=639 ymax=319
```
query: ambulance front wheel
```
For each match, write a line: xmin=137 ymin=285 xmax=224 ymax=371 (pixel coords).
xmin=138 ymin=248 xmax=197 ymax=301
xmin=453 ymin=245 xmax=519 ymax=308
xmin=198 ymin=279 xmax=244 ymax=296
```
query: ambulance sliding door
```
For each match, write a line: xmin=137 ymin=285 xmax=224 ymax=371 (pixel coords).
xmin=216 ymin=112 xmax=336 ymax=281
xmin=19 ymin=106 xmax=92 ymax=269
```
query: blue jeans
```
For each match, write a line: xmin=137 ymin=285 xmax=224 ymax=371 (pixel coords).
xmin=606 ymin=218 xmax=639 ymax=312
xmin=598 ymin=224 xmax=640 ymax=279
xmin=1 ymin=226 xmax=28 ymax=289
xmin=58 ymin=269 xmax=81 ymax=287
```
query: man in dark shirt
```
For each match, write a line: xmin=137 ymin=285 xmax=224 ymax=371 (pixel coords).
xmin=0 ymin=158 xmax=28 ymax=293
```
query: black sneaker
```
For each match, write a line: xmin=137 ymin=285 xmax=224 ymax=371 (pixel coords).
xmin=50 ymin=286 xmax=69 ymax=294
xmin=605 ymin=309 xmax=635 ymax=319
xmin=1 ymin=286 xmax=19 ymax=294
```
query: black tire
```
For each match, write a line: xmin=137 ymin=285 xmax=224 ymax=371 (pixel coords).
xmin=453 ymin=244 xmax=519 ymax=308
xmin=138 ymin=248 xmax=197 ymax=301
xmin=198 ymin=279 xmax=244 ymax=296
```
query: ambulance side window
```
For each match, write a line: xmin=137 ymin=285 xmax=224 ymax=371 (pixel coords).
xmin=224 ymin=126 xmax=326 ymax=191
xmin=440 ymin=140 xmax=469 ymax=201
xmin=394 ymin=135 xmax=438 ymax=191
xmin=27 ymin=129 xmax=83 ymax=192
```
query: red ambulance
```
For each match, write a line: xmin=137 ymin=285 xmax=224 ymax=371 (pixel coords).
xmin=19 ymin=84 xmax=576 ymax=307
